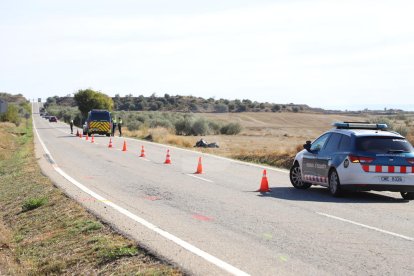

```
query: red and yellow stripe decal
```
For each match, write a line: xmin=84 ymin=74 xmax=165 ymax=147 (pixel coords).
xmin=89 ymin=121 xmax=110 ymax=133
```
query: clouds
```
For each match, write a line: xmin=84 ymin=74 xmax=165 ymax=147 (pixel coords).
xmin=1 ymin=0 xmax=413 ymax=109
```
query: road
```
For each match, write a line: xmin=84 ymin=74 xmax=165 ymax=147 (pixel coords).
xmin=32 ymin=103 xmax=414 ymax=275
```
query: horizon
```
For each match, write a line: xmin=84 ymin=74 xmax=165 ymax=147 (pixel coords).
xmin=27 ymin=92 xmax=414 ymax=112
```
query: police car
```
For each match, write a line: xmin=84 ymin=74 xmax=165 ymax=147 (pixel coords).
xmin=290 ymin=122 xmax=414 ymax=200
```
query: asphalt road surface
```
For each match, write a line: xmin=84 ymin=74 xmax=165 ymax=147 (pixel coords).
xmin=32 ymin=103 xmax=414 ymax=275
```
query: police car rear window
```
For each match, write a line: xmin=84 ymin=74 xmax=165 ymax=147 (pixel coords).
xmin=356 ymin=137 xmax=413 ymax=153
xmin=90 ymin=112 xmax=110 ymax=121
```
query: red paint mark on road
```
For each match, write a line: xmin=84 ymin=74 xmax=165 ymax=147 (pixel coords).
xmin=84 ymin=176 xmax=94 ymax=179
xmin=145 ymin=196 xmax=160 ymax=201
xmin=192 ymin=214 xmax=213 ymax=221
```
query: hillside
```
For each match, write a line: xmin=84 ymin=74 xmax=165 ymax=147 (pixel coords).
xmin=0 ymin=93 xmax=28 ymax=105
xmin=45 ymin=94 xmax=320 ymax=113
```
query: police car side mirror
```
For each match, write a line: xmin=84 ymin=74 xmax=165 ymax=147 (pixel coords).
xmin=303 ymin=140 xmax=312 ymax=152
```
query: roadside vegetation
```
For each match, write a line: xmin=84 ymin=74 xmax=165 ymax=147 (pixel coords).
xmin=0 ymin=93 xmax=31 ymax=126
xmin=0 ymin=120 xmax=181 ymax=275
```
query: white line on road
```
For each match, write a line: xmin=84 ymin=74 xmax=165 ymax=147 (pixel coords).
xmin=32 ymin=113 xmax=249 ymax=276
xmin=317 ymin=212 xmax=414 ymax=242
xmin=186 ymin=174 xmax=214 ymax=183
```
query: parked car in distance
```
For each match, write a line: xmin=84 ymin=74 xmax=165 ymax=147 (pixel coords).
xmin=290 ymin=122 xmax=414 ymax=200
xmin=49 ymin=116 xmax=57 ymax=122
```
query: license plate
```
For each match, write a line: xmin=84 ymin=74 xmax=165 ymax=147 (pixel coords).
xmin=380 ymin=176 xmax=403 ymax=183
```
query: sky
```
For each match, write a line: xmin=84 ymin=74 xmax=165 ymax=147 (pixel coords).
xmin=1 ymin=0 xmax=414 ymax=111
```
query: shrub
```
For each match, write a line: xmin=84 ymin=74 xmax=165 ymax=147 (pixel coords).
xmin=271 ymin=105 xmax=281 ymax=112
xmin=126 ymin=120 xmax=142 ymax=131
xmin=220 ymin=122 xmax=242 ymax=135
xmin=0 ymin=104 xmax=21 ymax=125
xmin=22 ymin=197 xmax=47 ymax=212
xmin=175 ymin=117 xmax=194 ymax=135
xmin=370 ymin=117 xmax=395 ymax=130
xmin=192 ymin=118 xmax=210 ymax=136
xmin=149 ymin=118 xmax=174 ymax=130
xmin=214 ymin=103 xmax=229 ymax=113
xmin=394 ymin=125 xmax=409 ymax=137
xmin=208 ymin=121 xmax=222 ymax=134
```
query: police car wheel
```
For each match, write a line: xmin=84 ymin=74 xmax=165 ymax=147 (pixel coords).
xmin=328 ymin=169 xmax=342 ymax=197
xmin=400 ymin=192 xmax=414 ymax=200
xmin=290 ymin=163 xmax=311 ymax=189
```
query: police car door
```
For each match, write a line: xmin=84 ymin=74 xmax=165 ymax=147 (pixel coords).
xmin=302 ymin=133 xmax=331 ymax=182
xmin=316 ymin=133 xmax=342 ymax=185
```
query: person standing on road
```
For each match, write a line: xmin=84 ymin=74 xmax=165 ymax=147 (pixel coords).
xmin=118 ymin=117 xmax=123 ymax=137
xmin=70 ymin=119 xmax=74 ymax=134
xmin=112 ymin=117 xmax=117 ymax=136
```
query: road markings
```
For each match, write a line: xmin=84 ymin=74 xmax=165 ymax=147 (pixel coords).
xmin=192 ymin=214 xmax=213 ymax=221
xmin=317 ymin=212 xmax=414 ymax=242
xmin=186 ymin=174 xmax=214 ymax=183
xmin=145 ymin=196 xmax=161 ymax=201
xmin=33 ymin=113 xmax=250 ymax=276
xmin=262 ymin=233 xmax=273 ymax=240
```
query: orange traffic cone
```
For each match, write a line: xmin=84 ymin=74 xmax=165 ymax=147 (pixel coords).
xmin=76 ymin=129 xmax=79 ymax=136
xmin=108 ymin=138 xmax=113 ymax=148
xmin=85 ymin=134 xmax=89 ymax=141
xmin=195 ymin=157 xmax=203 ymax=174
xmin=140 ymin=145 xmax=145 ymax=157
xmin=257 ymin=169 xmax=270 ymax=192
xmin=91 ymin=135 xmax=95 ymax=143
xmin=122 ymin=140 xmax=127 ymax=151
xmin=164 ymin=149 xmax=171 ymax=164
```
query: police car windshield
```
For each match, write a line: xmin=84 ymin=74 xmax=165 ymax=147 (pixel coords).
xmin=356 ymin=136 xmax=413 ymax=154
xmin=91 ymin=112 xmax=110 ymax=121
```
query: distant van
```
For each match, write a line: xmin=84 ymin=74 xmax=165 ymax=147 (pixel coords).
xmin=83 ymin=109 xmax=112 ymax=136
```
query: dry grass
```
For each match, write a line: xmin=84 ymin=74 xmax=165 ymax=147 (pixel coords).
xmin=121 ymin=112 xmax=414 ymax=169
xmin=0 ymin=121 xmax=182 ymax=275
xmin=121 ymin=112 xmax=366 ymax=168
xmin=123 ymin=127 xmax=193 ymax=148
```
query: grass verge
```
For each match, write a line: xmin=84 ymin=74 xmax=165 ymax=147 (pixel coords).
xmin=231 ymin=149 xmax=298 ymax=170
xmin=0 ymin=120 xmax=182 ymax=275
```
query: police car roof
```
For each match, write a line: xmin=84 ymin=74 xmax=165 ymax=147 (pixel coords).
xmin=332 ymin=128 xmax=404 ymax=138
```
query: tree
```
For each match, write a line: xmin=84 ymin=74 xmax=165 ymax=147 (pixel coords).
xmin=214 ymin=103 xmax=229 ymax=113
xmin=271 ymin=104 xmax=281 ymax=112
xmin=74 ymin=89 xmax=114 ymax=118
